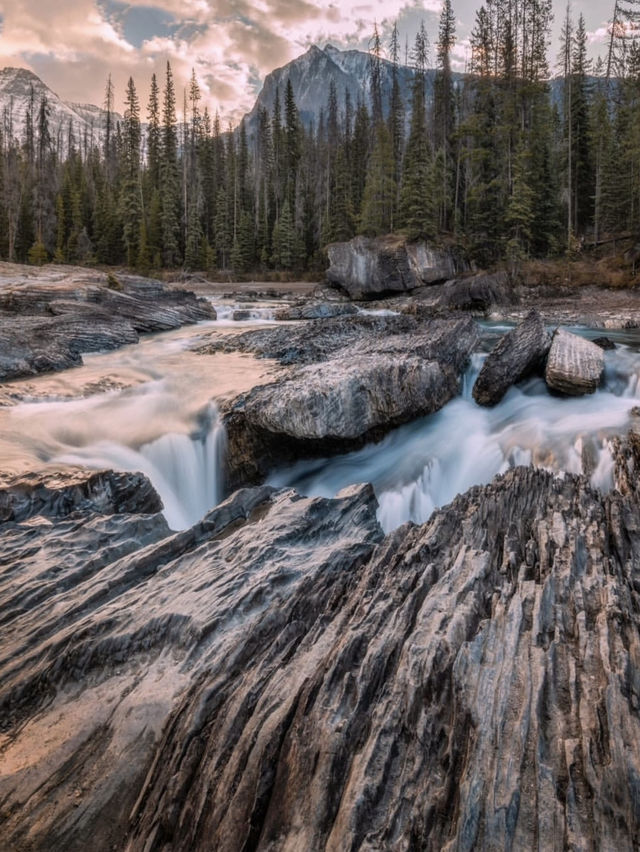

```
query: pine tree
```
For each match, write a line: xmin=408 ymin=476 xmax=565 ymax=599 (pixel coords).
xmin=388 ymin=21 xmax=404 ymax=196
xmin=360 ymin=123 xmax=396 ymax=235
xmin=160 ymin=62 xmax=181 ymax=267
xmin=147 ymin=73 xmax=161 ymax=192
xmin=434 ymin=0 xmax=457 ymax=230
xmin=121 ymin=77 xmax=142 ymax=267
xmin=399 ymin=26 xmax=435 ymax=240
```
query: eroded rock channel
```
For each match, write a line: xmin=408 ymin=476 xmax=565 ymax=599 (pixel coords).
xmin=2 ymin=264 xmax=640 ymax=851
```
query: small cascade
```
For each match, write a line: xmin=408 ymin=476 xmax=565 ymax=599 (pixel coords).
xmin=211 ymin=304 xmax=277 ymax=324
xmin=53 ymin=403 xmax=226 ymax=530
xmin=270 ymin=338 xmax=640 ymax=534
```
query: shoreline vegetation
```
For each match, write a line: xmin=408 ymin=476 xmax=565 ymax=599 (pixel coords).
xmin=2 ymin=1 xmax=640 ymax=287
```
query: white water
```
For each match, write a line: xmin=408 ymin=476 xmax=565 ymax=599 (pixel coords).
xmin=54 ymin=404 xmax=226 ymax=530
xmin=270 ymin=329 xmax=640 ymax=533
xmin=3 ymin=311 xmax=640 ymax=537
xmin=0 ymin=305 xmax=276 ymax=531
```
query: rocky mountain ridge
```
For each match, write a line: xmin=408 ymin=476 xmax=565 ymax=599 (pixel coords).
xmin=0 ymin=67 xmax=120 ymax=150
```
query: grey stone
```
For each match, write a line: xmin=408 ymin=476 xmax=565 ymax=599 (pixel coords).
xmin=326 ymin=235 xmax=460 ymax=299
xmin=473 ymin=309 xmax=551 ymax=406
xmin=545 ymin=328 xmax=605 ymax=396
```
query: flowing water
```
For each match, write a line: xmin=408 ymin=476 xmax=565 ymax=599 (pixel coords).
xmin=1 ymin=308 xmax=640 ymax=534
xmin=270 ymin=325 xmax=640 ymax=532
xmin=0 ymin=302 xmax=275 ymax=529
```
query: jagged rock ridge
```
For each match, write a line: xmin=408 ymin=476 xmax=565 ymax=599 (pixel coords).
xmin=2 ymin=434 xmax=640 ymax=849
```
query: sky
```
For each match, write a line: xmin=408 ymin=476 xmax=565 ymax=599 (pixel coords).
xmin=0 ymin=1 xmax=616 ymax=122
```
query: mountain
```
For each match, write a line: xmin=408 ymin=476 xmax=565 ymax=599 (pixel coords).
xmin=244 ymin=43 xmax=435 ymax=136
xmin=0 ymin=67 xmax=118 ymax=150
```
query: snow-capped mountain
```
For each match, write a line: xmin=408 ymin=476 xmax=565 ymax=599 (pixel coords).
xmin=0 ymin=67 xmax=119 ymax=149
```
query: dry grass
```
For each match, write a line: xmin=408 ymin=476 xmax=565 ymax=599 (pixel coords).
xmin=521 ymin=255 xmax=640 ymax=290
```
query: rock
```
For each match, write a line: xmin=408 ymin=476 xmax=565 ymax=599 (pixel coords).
xmin=545 ymin=328 xmax=605 ymax=396
xmin=3 ymin=443 xmax=640 ymax=850
xmin=593 ymin=335 xmax=617 ymax=350
xmin=243 ymin=354 xmax=458 ymax=441
xmin=0 ymin=482 xmax=382 ymax=851
xmin=199 ymin=313 xmax=477 ymax=371
xmin=326 ymin=235 xmax=461 ymax=299
xmin=232 ymin=309 xmax=252 ymax=321
xmin=0 ymin=269 xmax=215 ymax=382
xmin=0 ymin=469 xmax=163 ymax=522
xmin=219 ymin=316 xmax=479 ymax=487
xmin=473 ymin=309 xmax=551 ymax=406
xmin=437 ymin=270 xmax=515 ymax=313
xmin=274 ymin=302 xmax=358 ymax=321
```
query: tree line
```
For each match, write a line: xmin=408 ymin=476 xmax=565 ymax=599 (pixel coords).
xmin=1 ymin=0 xmax=640 ymax=274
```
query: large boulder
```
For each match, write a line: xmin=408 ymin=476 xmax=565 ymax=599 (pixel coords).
xmin=244 ymin=354 xmax=458 ymax=442
xmin=545 ymin=328 xmax=605 ymax=395
xmin=217 ymin=315 xmax=480 ymax=487
xmin=473 ymin=309 xmax=551 ymax=406
xmin=326 ymin=235 xmax=459 ymax=299
xmin=438 ymin=270 xmax=515 ymax=313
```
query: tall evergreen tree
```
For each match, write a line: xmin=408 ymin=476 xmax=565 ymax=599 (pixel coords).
xmin=160 ymin=62 xmax=181 ymax=267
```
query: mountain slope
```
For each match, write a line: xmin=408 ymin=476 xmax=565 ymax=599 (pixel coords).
xmin=0 ymin=67 xmax=118 ymax=149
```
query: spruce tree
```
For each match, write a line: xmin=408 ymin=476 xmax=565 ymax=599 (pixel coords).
xmin=121 ymin=77 xmax=142 ymax=267
xmin=160 ymin=62 xmax=181 ymax=267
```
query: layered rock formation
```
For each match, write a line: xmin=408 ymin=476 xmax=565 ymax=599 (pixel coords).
xmin=326 ymin=236 xmax=460 ymax=299
xmin=473 ymin=309 xmax=551 ymax=406
xmin=3 ymin=437 xmax=640 ymax=850
xmin=0 ymin=268 xmax=215 ymax=382
xmin=545 ymin=328 xmax=606 ymax=395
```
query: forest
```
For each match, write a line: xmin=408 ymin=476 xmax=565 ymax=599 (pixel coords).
xmin=0 ymin=0 xmax=639 ymax=275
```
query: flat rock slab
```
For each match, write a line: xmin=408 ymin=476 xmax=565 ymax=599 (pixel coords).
xmin=545 ymin=327 xmax=605 ymax=395
xmin=274 ymin=302 xmax=358 ymax=321
xmin=473 ymin=309 xmax=551 ymax=406
xmin=0 ymin=268 xmax=215 ymax=383
xmin=243 ymin=354 xmax=458 ymax=442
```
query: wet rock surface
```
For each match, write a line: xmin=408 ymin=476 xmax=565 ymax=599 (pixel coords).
xmin=274 ymin=301 xmax=358 ymax=321
xmin=0 ymin=468 xmax=163 ymax=522
xmin=545 ymin=328 xmax=605 ymax=395
xmin=214 ymin=315 xmax=479 ymax=487
xmin=0 ymin=266 xmax=214 ymax=382
xmin=3 ymin=437 xmax=640 ymax=850
xmin=326 ymin=235 xmax=460 ymax=299
xmin=473 ymin=309 xmax=551 ymax=406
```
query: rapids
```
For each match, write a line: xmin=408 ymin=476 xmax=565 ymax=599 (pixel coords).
xmin=270 ymin=325 xmax=640 ymax=532
xmin=1 ymin=309 xmax=639 ymax=534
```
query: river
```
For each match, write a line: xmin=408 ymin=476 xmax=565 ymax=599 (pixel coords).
xmin=1 ymin=309 xmax=639 ymax=533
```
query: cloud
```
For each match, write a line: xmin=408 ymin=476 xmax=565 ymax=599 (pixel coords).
xmin=0 ymin=0 xmax=613 ymax=123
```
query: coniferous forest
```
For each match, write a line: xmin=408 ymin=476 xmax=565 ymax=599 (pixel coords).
xmin=2 ymin=0 xmax=640 ymax=276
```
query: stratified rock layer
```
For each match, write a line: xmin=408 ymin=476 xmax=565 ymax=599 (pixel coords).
xmin=2 ymin=440 xmax=640 ymax=850
xmin=0 ymin=270 xmax=215 ymax=382
xmin=473 ymin=309 xmax=551 ymax=406
xmin=0 ymin=468 xmax=163 ymax=522
xmin=545 ymin=328 xmax=605 ymax=395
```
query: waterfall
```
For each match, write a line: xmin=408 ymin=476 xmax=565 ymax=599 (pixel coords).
xmin=53 ymin=403 xmax=226 ymax=530
xmin=270 ymin=336 xmax=640 ymax=534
